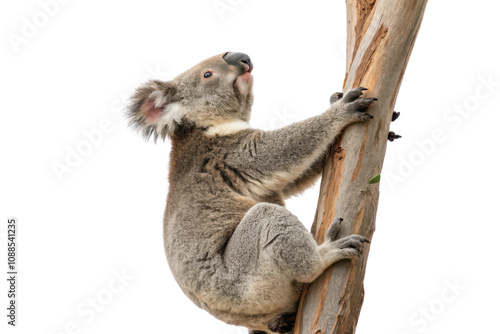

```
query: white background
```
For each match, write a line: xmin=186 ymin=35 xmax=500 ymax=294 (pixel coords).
xmin=1 ymin=1 xmax=499 ymax=333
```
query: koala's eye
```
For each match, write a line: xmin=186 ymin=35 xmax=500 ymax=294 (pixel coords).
xmin=204 ymin=71 xmax=213 ymax=79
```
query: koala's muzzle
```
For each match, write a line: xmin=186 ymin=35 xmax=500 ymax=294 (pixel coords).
xmin=223 ymin=52 xmax=253 ymax=74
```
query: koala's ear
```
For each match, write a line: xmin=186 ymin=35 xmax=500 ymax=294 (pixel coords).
xmin=126 ymin=80 xmax=181 ymax=141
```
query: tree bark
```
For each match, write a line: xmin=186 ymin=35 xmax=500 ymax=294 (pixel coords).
xmin=293 ymin=1 xmax=428 ymax=333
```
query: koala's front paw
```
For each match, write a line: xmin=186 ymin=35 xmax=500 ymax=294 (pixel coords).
xmin=331 ymin=234 xmax=370 ymax=259
xmin=330 ymin=87 xmax=377 ymax=122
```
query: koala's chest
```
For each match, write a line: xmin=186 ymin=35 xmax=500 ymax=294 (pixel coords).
xmin=170 ymin=134 xmax=284 ymax=205
xmin=196 ymin=151 xmax=283 ymax=205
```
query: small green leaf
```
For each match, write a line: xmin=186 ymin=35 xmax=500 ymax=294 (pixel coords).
xmin=369 ymin=174 xmax=381 ymax=184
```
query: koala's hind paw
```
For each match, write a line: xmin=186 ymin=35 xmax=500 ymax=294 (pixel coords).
xmin=332 ymin=234 xmax=370 ymax=258
xmin=268 ymin=312 xmax=296 ymax=333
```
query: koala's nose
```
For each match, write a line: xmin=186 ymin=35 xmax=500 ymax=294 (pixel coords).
xmin=223 ymin=52 xmax=253 ymax=73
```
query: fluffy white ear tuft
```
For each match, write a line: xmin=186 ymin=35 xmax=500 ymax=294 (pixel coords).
xmin=126 ymin=80 xmax=180 ymax=141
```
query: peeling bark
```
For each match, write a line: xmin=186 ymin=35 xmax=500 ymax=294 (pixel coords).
xmin=294 ymin=1 xmax=428 ymax=333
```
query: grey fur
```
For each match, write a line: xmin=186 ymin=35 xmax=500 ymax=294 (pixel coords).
xmin=127 ymin=52 xmax=373 ymax=333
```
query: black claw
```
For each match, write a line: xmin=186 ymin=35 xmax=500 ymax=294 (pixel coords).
xmin=388 ymin=131 xmax=402 ymax=142
xmin=372 ymin=98 xmax=378 ymax=101
xmin=360 ymin=87 xmax=368 ymax=91
xmin=392 ymin=111 xmax=400 ymax=122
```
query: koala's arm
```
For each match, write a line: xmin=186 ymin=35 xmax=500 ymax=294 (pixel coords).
xmin=228 ymin=88 xmax=375 ymax=194
xmin=236 ymin=114 xmax=337 ymax=187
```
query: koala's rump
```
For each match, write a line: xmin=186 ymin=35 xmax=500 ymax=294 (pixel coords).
xmin=164 ymin=207 xmax=300 ymax=330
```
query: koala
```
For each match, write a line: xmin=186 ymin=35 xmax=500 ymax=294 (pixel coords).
xmin=126 ymin=52 xmax=375 ymax=334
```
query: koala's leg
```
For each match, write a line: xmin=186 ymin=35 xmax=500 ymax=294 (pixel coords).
xmin=279 ymin=215 xmax=369 ymax=284
xmin=223 ymin=203 xmax=368 ymax=332
xmin=300 ymin=217 xmax=370 ymax=283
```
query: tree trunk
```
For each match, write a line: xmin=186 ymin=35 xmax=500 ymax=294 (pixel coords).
xmin=293 ymin=1 xmax=428 ymax=333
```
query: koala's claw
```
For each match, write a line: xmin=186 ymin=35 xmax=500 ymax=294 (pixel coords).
xmin=352 ymin=97 xmax=377 ymax=110
xmin=349 ymin=96 xmax=377 ymax=121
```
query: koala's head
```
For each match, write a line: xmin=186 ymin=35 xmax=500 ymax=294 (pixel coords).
xmin=127 ymin=52 xmax=254 ymax=140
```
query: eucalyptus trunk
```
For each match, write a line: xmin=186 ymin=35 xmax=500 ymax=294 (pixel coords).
xmin=293 ymin=1 xmax=428 ymax=333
